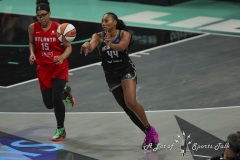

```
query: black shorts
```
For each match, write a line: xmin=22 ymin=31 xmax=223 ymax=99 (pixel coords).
xmin=104 ymin=65 xmax=137 ymax=92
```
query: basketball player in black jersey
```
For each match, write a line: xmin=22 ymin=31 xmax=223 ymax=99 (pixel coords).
xmin=80 ymin=12 xmax=159 ymax=149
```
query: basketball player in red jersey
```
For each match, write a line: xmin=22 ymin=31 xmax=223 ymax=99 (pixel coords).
xmin=80 ymin=12 xmax=159 ymax=150
xmin=28 ymin=0 xmax=75 ymax=141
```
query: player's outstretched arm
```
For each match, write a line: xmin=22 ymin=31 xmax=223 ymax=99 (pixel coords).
xmin=80 ymin=33 xmax=101 ymax=56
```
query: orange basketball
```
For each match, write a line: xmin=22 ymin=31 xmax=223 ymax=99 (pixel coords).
xmin=56 ymin=23 xmax=76 ymax=43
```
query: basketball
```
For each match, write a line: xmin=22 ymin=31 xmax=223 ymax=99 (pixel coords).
xmin=56 ymin=23 xmax=76 ymax=43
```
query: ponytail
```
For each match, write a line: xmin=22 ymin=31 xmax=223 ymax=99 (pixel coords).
xmin=116 ymin=19 xmax=128 ymax=31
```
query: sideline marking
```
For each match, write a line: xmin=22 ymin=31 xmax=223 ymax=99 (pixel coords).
xmin=193 ymin=154 xmax=212 ymax=158
xmin=0 ymin=105 xmax=239 ymax=114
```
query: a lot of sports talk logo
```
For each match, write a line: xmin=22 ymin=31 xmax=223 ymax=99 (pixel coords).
xmin=0 ymin=130 xmax=227 ymax=159
xmin=143 ymin=130 xmax=227 ymax=158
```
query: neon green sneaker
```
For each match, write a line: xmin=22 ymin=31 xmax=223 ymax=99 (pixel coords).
xmin=63 ymin=86 xmax=75 ymax=108
xmin=51 ymin=128 xmax=66 ymax=141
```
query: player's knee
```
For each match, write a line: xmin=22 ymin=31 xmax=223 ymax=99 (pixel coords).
xmin=43 ymin=101 xmax=54 ymax=109
xmin=46 ymin=105 xmax=54 ymax=109
xmin=125 ymin=99 xmax=137 ymax=110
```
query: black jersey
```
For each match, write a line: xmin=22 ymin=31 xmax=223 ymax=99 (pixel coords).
xmin=97 ymin=30 xmax=132 ymax=72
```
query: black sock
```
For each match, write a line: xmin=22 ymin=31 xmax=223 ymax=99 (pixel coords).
xmin=57 ymin=126 xmax=64 ymax=129
xmin=146 ymin=125 xmax=151 ymax=132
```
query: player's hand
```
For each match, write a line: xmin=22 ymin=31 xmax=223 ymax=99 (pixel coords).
xmin=29 ymin=54 xmax=36 ymax=65
xmin=104 ymin=31 xmax=111 ymax=47
xmin=53 ymin=55 xmax=64 ymax=65
xmin=80 ymin=42 xmax=91 ymax=56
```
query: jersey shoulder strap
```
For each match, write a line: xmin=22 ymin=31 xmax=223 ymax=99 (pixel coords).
xmin=101 ymin=31 xmax=105 ymax=41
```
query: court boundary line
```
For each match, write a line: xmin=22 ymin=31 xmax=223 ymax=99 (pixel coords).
xmin=0 ymin=105 xmax=239 ymax=114
xmin=0 ymin=33 xmax=208 ymax=89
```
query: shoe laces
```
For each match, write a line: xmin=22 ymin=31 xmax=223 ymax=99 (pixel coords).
xmin=66 ymin=97 xmax=71 ymax=103
xmin=145 ymin=128 xmax=158 ymax=143
xmin=54 ymin=128 xmax=64 ymax=136
xmin=66 ymin=97 xmax=73 ymax=107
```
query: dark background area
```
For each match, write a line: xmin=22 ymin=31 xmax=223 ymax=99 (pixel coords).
xmin=0 ymin=13 xmax=200 ymax=86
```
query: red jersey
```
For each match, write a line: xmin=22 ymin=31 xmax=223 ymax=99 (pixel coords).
xmin=33 ymin=21 xmax=65 ymax=65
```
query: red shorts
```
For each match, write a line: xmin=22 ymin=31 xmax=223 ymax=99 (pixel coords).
xmin=36 ymin=61 xmax=69 ymax=90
